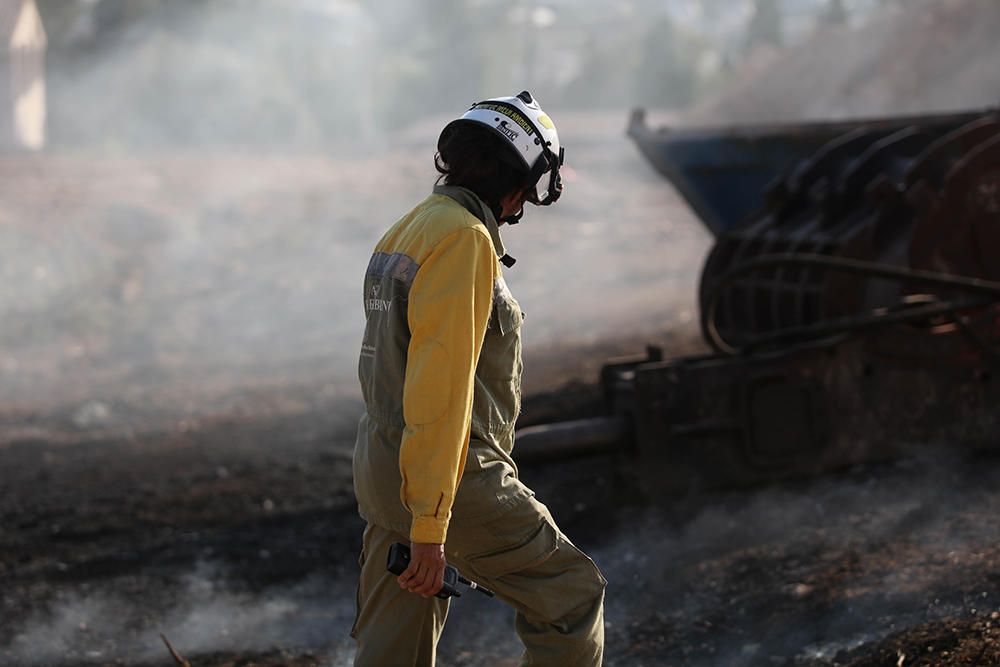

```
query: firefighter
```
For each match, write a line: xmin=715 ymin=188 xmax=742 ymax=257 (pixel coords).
xmin=350 ymin=91 xmax=606 ymax=666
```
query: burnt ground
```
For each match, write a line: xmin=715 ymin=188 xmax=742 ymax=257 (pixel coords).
xmin=1 ymin=346 xmax=999 ymax=667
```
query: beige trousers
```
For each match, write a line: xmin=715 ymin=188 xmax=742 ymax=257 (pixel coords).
xmin=351 ymin=497 xmax=606 ymax=667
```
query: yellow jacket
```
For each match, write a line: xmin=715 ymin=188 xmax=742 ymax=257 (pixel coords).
xmin=353 ymin=186 xmax=530 ymax=544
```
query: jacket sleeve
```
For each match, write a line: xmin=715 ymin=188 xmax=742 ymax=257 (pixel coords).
xmin=400 ymin=226 xmax=495 ymax=543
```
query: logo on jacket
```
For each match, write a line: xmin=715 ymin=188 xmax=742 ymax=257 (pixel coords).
xmin=366 ymin=297 xmax=392 ymax=313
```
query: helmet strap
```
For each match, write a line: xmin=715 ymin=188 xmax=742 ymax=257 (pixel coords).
xmin=501 ymin=207 xmax=524 ymax=225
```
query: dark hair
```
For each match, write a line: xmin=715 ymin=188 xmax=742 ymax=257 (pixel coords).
xmin=435 ymin=122 xmax=528 ymax=214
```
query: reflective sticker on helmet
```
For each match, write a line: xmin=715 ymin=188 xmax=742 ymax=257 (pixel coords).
xmin=536 ymin=114 xmax=555 ymax=130
xmin=496 ymin=122 xmax=519 ymax=143
xmin=473 ymin=103 xmax=535 ymax=136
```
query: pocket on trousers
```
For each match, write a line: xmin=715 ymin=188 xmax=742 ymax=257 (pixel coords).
xmin=467 ymin=519 xmax=558 ymax=578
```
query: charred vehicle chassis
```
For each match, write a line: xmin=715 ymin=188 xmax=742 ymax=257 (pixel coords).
xmin=515 ymin=108 xmax=1000 ymax=497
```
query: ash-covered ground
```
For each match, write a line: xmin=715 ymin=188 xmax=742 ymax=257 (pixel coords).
xmin=2 ymin=394 xmax=1000 ymax=667
xmin=2 ymin=112 xmax=1000 ymax=666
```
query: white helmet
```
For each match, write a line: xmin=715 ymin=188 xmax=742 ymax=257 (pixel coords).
xmin=438 ymin=90 xmax=564 ymax=206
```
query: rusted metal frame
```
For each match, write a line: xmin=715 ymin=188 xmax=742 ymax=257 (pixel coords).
xmin=703 ymin=253 xmax=1000 ymax=355
xmin=740 ymin=296 xmax=992 ymax=352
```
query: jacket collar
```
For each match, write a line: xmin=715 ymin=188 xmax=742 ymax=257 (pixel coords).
xmin=433 ymin=185 xmax=506 ymax=258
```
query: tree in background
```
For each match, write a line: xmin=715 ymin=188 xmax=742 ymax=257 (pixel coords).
xmin=420 ymin=0 xmax=488 ymax=111
xmin=34 ymin=0 xmax=83 ymax=48
xmin=37 ymin=0 xmax=204 ymax=51
xmin=366 ymin=0 xmax=494 ymax=131
xmin=633 ymin=16 xmax=699 ymax=109
xmin=819 ymin=0 xmax=849 ymax=28
xmin=561 ymin=33 xmax=634 ymax=108
xmin=744 ymin=0 xmax=783 ymax=53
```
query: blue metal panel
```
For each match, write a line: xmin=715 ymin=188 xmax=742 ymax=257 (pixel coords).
xmin=627 ymin=109 xmax=988 ymax=237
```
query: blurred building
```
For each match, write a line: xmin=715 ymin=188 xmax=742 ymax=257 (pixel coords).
xmin=0 ymin=0 xmax=46 ymax=150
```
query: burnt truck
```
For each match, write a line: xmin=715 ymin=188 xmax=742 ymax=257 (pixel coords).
xmin=514 ymin=107 xmax=1000 ymax=498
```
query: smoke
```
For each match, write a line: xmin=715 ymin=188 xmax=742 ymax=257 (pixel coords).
xmin=0 ymin=105 xmax=710 ymax=442
xmin=4 ymin=452 xmax=996 ymax=666
xmin=688 ymin=0 xmax=1000 ymax=124
xmin=580 ymin=453 xmax=1000 ymax=665
xmin=11 ymin=0 xmax=995 ymax=441
xmin=2 ymin=562 xmax=359 ymax=666
xmin=43 ymin=0 xmax=381 ymax=150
